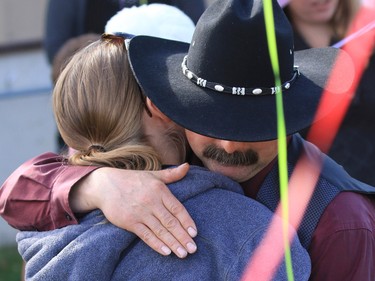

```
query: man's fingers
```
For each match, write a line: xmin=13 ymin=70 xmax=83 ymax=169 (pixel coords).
xmin=161 ymin=192 xmax=198 ymax=239
xmin=153 ymin=200 xmax=197 ymax=255
xmin=131 ymin=223 xmax=172 ymax=256
xmin=152 ymin=163 xmax=190 ymax=184
xmin=95 ymin=166 xmax=198 ymax=258
xmin=133 ymin=219 xmax=191 ymax=259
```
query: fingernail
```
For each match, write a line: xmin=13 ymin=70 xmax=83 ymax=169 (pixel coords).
xmin=188 ymin=227 xmax=197 ymax=237
xmin=186 ymin=242 xmax=197 ymax=253
xmin=177 ymin=247 xmax=187 ymax=258
xmin=161 ymin=246 xmax=171 ymax=255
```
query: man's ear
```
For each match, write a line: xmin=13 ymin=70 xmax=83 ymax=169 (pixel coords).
xmin=145 ymin=97 xmax=172 ymax=122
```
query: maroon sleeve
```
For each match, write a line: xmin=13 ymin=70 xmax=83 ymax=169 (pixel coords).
xmin=0 ymin=152 xmax=98 ymax=231
xmin=308 ymin=192 xmax=375 ymax=281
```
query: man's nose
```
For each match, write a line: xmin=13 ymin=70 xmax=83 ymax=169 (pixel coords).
xmin=218 ymin=140 xmax=239 ymax=154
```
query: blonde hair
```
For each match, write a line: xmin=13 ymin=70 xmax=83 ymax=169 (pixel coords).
xmin=53 ymin=35 xmax=162 ymax=170
xmin=51 ymin=33 xmax=100 ymax=84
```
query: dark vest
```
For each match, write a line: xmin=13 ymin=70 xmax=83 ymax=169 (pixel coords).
xmin=256 ymin=134 xmax=375 ymax=248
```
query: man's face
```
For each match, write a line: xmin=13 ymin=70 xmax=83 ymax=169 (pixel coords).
xmin=185 ymin=130 xmax=278 ymax=183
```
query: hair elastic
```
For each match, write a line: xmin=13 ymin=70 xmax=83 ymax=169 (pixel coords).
xmin=88 ymin=144 xmax=106 ymax=152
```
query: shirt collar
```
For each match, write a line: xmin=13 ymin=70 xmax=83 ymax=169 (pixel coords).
xmin=239 ymin=157 xmax=277 ymax=199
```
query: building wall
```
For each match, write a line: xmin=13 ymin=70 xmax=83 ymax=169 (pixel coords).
xmin=0 ymin=0 xmax=47 ymax=47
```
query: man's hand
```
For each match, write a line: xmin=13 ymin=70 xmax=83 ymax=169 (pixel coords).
xmin=69 ymin=163 xmax=197 ymax=258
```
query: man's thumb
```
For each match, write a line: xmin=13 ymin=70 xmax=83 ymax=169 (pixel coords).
xmin=157 ymin=163 xmax=190 ymax=184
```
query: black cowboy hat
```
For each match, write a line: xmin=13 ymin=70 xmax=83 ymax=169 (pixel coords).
xmin=128 ymin=0 xmax=354 ymax=142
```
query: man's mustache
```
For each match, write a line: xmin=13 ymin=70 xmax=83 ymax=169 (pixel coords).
xmin=202 ymin=144 xmax=259 ymax=166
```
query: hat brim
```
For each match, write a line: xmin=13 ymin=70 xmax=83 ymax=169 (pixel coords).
xmin=128 ymin=36 xmax=354 ymax=142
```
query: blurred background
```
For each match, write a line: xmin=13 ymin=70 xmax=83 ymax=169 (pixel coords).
xmin=0 ymin=0 xmax=54 ymax=230
xmin=0 ymin=0 xmax=54 ymax=238
xmin=0 ymin=0 xmax=53 ymax=280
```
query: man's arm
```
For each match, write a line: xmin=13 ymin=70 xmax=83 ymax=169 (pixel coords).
xmin=0 ymin=152 xmax=95 ymax=230
xmin=308 ymin=192 xmax=375 ymax=280
xmin=0 ymin=152 xmax=197 ymax=258
xmin=69 ymin=164 xmax=198 ymax=258
xmin=309 ymin=228 xmax=375 ymax=280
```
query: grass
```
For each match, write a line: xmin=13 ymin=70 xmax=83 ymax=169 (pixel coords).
xmin=0 ymin=245 xmax=23 ymax=281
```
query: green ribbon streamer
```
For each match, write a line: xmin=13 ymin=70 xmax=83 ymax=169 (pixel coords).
xmin=263 ymin=1 xmax=294 ymax=280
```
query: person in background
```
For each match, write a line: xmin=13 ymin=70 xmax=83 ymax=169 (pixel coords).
xmin=284 ymin=0 xmax=375 ymax=185
xmin=44 ymin=0 xmax=205 ymax=63
xmin=283 ymin=0 xmax=358 ymax=48
xmin=17 ymin=32 xmax=311 ymax=281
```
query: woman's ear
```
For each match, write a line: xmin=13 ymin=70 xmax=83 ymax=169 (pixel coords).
xmin=145 ymin=98 xmax=172 ymax=122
